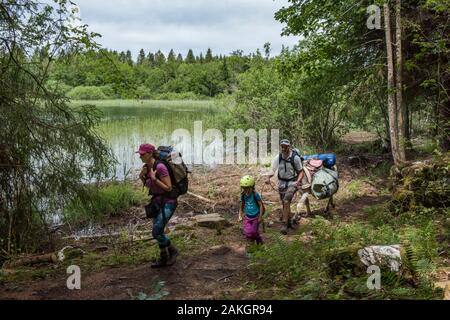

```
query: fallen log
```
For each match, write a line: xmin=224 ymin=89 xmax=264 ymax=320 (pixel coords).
xmin=63 ymin=230 xmax=150 ymax=240
xmin=2 ymin=253 xmax=58 ymax=268
xmin=187 ymin=191 xmax=216 ymax=204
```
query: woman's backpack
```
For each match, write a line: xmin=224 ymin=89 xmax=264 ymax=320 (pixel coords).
xmin=146 ymin=146 xmax=189 ymax=199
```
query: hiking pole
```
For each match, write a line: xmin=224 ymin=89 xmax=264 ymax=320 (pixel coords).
xmin=260 ymin=181 xmax=268 ymax=233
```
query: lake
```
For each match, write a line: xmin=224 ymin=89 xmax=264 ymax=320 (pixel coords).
xmin=71 ymin=100 xmax=221 ymax=180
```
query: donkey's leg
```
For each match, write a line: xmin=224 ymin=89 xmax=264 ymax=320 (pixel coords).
xmin=325 ymin=197 xmax=332 ymax=215
xmin=305 ymin=196 xmax=312 ymax=216
xmin=325 ymin=196 xmax=336 ymax=217
xmin=295 ymin=192 xmax=310 ymax=222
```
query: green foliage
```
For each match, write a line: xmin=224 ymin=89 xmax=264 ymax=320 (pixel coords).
xmin=249 ymin=215 xmax=442 ymax=299
xmin=0 ymin=0 xmax=114 ymax=256
xmin=49 ymin=46 xmax=252 ymax=100
xmin=67 ymin=86 xmax=108 ymax=100
xmin=390 ymin=152 xmax=450 ymax=213
xmin=153 ymin=91 xmax=207 ymax=101
xmin=63 ymin=182 xmax=147 ymax=224
xmin=133 ymin=280 xmax=170 ymax=300
xmin=45 ymin=80 xmax=73 ymax=95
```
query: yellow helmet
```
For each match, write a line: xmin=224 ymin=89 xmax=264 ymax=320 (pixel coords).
xmin=240 ymin=175 xmax=255 ymax=188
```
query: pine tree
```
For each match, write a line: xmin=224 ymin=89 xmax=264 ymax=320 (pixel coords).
xmin=264 ymin=42 xmax=271 ymax=60
xmin=147 ymin=52 xmax=155 ymax=66
xmin=167 ymin=49 xmax=176 ymax=63
xmin=221 ymin=57 xmax=230 ymax=82
xmin=186 ymin=49 xmax=195 ymax=64
xmin=137 ymin=49 xmax=146 ymax=65
xmin=199 ymin=53 xmax=204 ymax=64
xmin=125 ymin=50 xmax=133 ymax=66
xmin=176 ymin=53 xmax=183 ymax=63
xmin=205 ymin=48 xmax=213 ymax=63
xmin=154 ymin=50 xmax=166 ymax=66
xmin=119 ymin=51 xmax=126 ymax=63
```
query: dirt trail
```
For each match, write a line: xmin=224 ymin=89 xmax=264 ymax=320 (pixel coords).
xmin=0 ymin=157 xmax=390 ymax=300
xmin=1 ymin=240 xmax=248 ymax=300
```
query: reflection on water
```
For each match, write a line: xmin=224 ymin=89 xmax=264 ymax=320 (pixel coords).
xmin=96 ymin=102 xmax=219 ymax=180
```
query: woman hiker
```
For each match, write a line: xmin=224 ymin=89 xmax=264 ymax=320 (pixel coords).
xmin=137 ymin=143 xmax=179 ymax=268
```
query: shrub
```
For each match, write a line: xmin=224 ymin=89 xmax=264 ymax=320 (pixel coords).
xmin=63 ymin=182 xmax=148 ymax=224
xmin=135 ymin=85 xmax=154 ymax=99
xmin=153 ymin=91 xmax=207 ymax=101
xmin=67 ymin=86 xmax=108 ymax=100
xmin=46 ymin=80 xmax=73 ymax=94
xmin=390 ymin=152 xmax=450 ymax=213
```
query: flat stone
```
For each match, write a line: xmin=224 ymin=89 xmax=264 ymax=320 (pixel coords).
xmin=208 ymin=245 xmax=232 ymax=255
xmin=93 ymin=246 xmax=109 ymax=253
xmin=434 ymin=281 xmax=450 ymax=300
xmin=299 ymin=218 xmax=312 ymax=226
xmin=0 ymin=269 xmax=16 ymax=275
xmin=194 ymin=213 xmax=232 ymax=229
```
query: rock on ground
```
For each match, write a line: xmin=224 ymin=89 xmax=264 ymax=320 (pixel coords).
xmin=193 ymin=213 xmax=232 ymax=229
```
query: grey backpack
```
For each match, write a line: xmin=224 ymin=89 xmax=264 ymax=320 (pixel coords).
xmin=311 ymin=168 xmax=339 ymax=200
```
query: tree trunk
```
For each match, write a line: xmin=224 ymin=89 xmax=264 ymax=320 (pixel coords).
xmin=405 ymin=102 xmax=411 ymax=141
xmin=395 ymin=0 xmax=407 ymax=161
xmin=384 ymin=4 xmax=401 ymax=166
xmin=438 ymin=50 xmax=450 ymax=151
xmin=440 ymin=81 xmax=450 ymax=151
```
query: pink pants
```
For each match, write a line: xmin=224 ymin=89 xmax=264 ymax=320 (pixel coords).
xmin=243 ymin=216 xmax=263 ymax=244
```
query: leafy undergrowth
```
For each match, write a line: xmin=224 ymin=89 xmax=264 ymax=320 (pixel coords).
xmin=62 ymin=181 xmax=148 ymax=226
xmin=238 ymin=210 xmax=447 ymax=300
xmin=235 ymin=152 xmax=449 ymax=300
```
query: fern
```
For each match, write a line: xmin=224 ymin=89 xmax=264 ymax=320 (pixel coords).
xmin=402 ymin=241 xmax=419 ymax=275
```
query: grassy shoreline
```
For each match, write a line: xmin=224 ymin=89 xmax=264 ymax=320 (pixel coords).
xmin=69 ymin=99 xmax=218 ymax=109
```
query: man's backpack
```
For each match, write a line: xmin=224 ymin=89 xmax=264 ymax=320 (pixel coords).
xmin=278 ymin=148 xmax=302 ymax=182
xmin=146 ymin=146 xmax=189 ymax=199
xmin=311 ymin=168 xmax=339 ymax=200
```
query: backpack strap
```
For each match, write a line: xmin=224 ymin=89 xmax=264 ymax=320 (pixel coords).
xmin=291 ymin=151 xmax=301 ymax=174
xmin=241 ymin=191 xmax=262 ymax=215
xmin=153 ymin=160 xmax=178 ymax=199
xmin=278 ymin=151 xmax=301 ymax=182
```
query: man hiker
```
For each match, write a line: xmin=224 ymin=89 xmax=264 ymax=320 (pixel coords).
xmin=265 ymin=139 xmax=305 ymax=235
xmin=137 ymin=143 xmax=179 ymax=268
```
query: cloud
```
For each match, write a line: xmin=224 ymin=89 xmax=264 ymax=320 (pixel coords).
xmin=73 ymin=0 xmax=299 ymax=58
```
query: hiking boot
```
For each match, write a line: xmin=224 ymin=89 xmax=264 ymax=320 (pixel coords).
xmin=288 ymin=219 xmax=293 ymax=229
xmin=280 ymin=225 xmax=288 ymax=235
xmin=166 ymin=245 xmax=179 ymax=266
xmin=151 ymin=249 xmax=169 ymax=268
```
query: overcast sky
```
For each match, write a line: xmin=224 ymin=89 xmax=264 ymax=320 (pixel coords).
xmin=72 ymin=0 xmax=299 ymax=59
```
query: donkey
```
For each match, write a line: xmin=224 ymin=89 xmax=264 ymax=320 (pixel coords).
xmin=291 ymin=161 xmax=338 ymax=224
